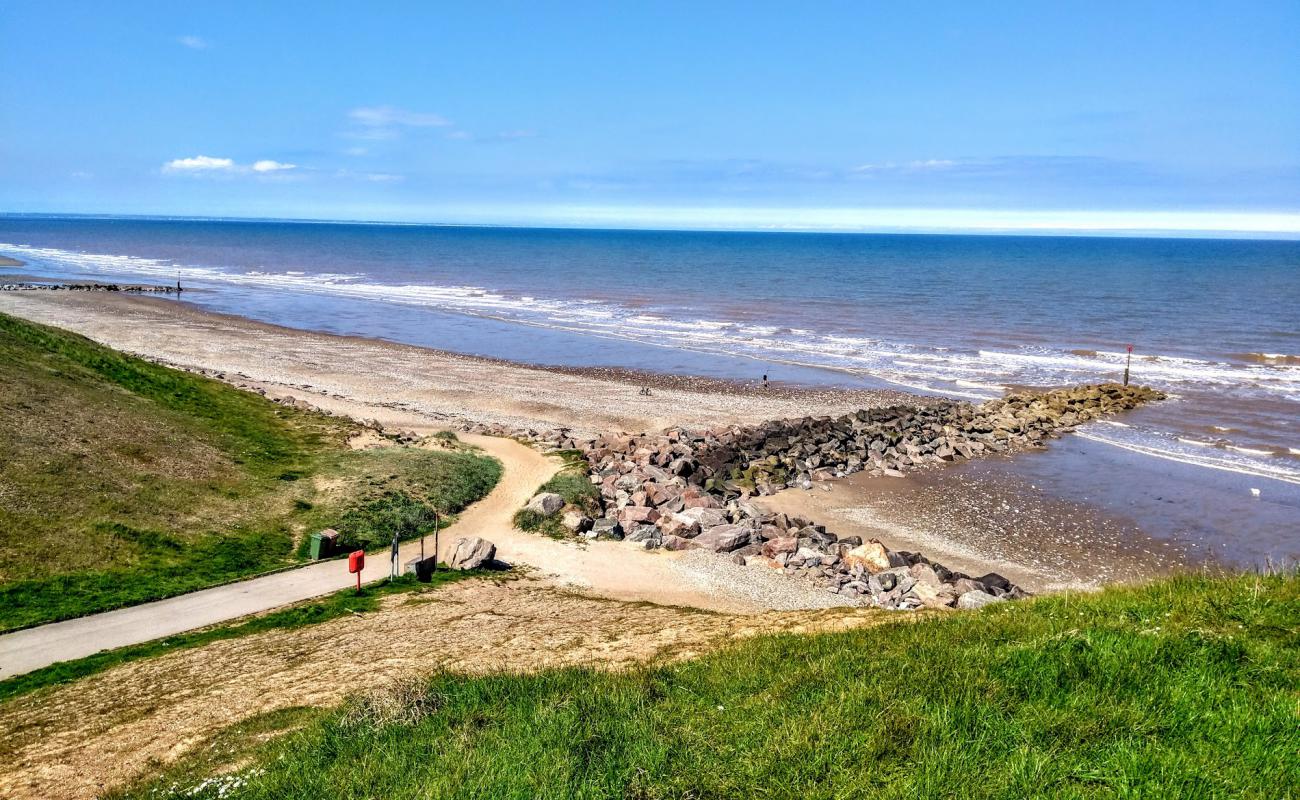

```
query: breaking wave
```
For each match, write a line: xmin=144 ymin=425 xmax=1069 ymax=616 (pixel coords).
xmin=6 ymin=240 xmax=1300 ymax=485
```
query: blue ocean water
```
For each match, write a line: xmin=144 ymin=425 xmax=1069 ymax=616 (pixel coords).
xmin=1 ymin=215 xmax=1297 ymax=564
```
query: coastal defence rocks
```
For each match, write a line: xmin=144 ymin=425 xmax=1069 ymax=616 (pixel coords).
xmin=0 ymin=281 xmax=181 ymax=294
xmin=568 ymin=383 xmax=1163 ymax=610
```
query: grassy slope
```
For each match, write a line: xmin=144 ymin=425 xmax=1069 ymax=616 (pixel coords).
xmin=117 ymin=572 xmax=1297 ymax=800
xmin=0 ymin=572 xmax=488 ymax=702
xmin=0 ymin=312 xmax=499 ymax=631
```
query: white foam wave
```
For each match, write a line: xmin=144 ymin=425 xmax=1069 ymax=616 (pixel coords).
xmin=7 ymin=240 xmax=1300 ymax=483
xmin=1229 ymin=445 xmax=1274 ymax=456
xmin=1077 ymin=430 xmax=1300 ymax=486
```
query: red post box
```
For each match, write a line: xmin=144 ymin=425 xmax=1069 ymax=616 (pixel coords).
xmin=348 ymin=550 xmax=365 ymax=592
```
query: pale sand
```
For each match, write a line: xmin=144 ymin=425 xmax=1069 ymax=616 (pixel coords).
xmin=0 ymin=292 xmax=907 ymax=435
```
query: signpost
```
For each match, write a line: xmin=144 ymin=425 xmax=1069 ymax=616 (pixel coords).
xmin=1124 ymin=344 xmax=1133 ymax=386
xmin=432 ymin=511 xmax=440 ymax=575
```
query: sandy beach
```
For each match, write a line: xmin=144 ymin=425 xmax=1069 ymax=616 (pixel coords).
xmin=0 ymin=292 xmax=909 ymax=436
xmin=0 ymin=291 xmax=1198 ymax=593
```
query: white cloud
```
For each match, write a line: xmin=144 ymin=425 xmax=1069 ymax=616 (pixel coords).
xmin=178 ymin=35 xmax=208 ymax=50
xmin=163 ymin=156 xmax=301 ymax=176
xmin=163 ymin=155 xmax=235 ymax=173
xmin=252 ymin=160 xmax=297 ymax=172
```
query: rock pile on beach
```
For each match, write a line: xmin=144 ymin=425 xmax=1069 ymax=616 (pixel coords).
xmin=459 ymin=421 xmax=582 ymax=452
xmin=0 ymin=281 xmax=180 ymax=293
xmin=559 ymin=383 xmax=1164 ymax=609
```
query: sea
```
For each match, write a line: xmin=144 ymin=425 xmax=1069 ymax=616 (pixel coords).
xmin=2 ymin=215 xmax=1297 ymax=570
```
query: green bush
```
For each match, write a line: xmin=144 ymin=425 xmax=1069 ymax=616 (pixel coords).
xmin=537 ymin=471 xmax=601 ymax=515
xmin=334 ymin=493 xmax=442 ymax=551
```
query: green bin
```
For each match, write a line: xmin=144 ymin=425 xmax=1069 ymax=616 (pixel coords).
xmin=309 ymin=528 xmax=339 ymax=560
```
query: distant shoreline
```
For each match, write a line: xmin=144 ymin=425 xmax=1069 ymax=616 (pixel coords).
xmin=0 ymin=255 xmax=25 ymax=267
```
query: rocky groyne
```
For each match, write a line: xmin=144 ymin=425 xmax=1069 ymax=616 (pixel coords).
xmin=515 ymin=383 xmax=1165 ymax=610
xmin=0 ymin=281 xmax=181 ymax=293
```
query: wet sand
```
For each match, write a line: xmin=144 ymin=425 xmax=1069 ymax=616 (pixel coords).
xmin=761 ymin=452 xmax=1196 ymax=593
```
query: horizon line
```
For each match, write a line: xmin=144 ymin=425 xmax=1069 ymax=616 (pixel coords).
xmin=2 ymin=208 xmax=1299 ymax=242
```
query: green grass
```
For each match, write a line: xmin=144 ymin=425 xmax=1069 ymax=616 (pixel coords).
xmin=513 ymin=454 xmax=601 ymax=538
xmin=301 ymin=448 xmax=502 ymax=553
xmin=113 ymin=572 xmax=1299 ymax=799
xmin=0 ymin=572 xmax=487 ymax=703
xmin=0 ymin=313 xmax=501 ymax=630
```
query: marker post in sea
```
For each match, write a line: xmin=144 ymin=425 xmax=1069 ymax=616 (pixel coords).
xmin=1124 ymin=344 xmax=1133 ymax=386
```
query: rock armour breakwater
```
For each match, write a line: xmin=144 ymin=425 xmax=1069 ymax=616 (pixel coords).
xmin=0 ymin=281 xmax=180 ymax=294
xmin=474 ymin=383 xmax=1165 ymax=610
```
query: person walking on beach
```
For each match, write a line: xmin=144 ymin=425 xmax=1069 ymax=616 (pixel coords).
xmin=762 ymin=374 xmax=769 ymax=390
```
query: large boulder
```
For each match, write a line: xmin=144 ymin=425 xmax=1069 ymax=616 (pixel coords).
xmin=589 ymin=518 xmax=623 ymax=540
xmin=693 ymin=524 xmax=751 ymax=553
xmin=760 ymin=536 xmax=798 ymax=559
xmin=678 ymin=506 xmax=727 ymax=529
xmin=956 ymin=590 xmax=1004 ymax=609
xmin=617 ymin=505 xmax=660 ymax=526
xmin=844 ymin=540 xmax=892 ymax=573
xmin=449 ymin=537 xmax=496 ymax=570
xmin=526 ymin=492 xmax=565 ymax=516
xmin=561 ymin=510 xmax=592 ymax=534
xmin=658 ymin=512 xmax=702 ymax=538
xmin=908 ymin=562 xmax=942 ymax=588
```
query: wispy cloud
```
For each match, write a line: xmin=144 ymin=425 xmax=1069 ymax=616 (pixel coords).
xmin=346 ymin=105 xmax=450 ymax=140
xmin=444 ymin=128 xmax=537 ymax=143
xmin=177 ymin=35 xmax=208 ymax=50
xmin=334 ymin=168 xmax=405 ymax=183
xmin=252 ymin=159 xmax=297 ymax=173
xmin=851 ymin=159 xmax=956 ymax=173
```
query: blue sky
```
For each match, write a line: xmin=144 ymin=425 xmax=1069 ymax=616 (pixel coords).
xmin=1 ymin=1 xmax=1297 ymax=234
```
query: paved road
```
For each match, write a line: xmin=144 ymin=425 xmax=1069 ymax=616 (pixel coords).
xmin=0 ymin=525 xmax=445 ymax=681
xmin=0 ymin=434 xmax=553 ymax=681
xmin=0 ymin=427 xmax=766 ymax=681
